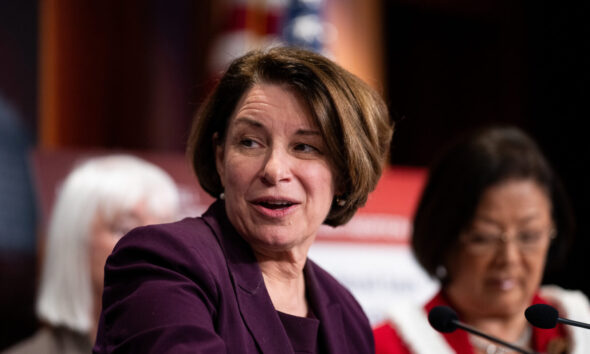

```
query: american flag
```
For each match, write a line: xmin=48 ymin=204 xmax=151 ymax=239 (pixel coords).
xmin=209 ymin=0 xmax=333 ymax=74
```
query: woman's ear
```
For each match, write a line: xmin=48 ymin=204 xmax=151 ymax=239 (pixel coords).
xmin=213 ymin=132 xmax=225 ymax=187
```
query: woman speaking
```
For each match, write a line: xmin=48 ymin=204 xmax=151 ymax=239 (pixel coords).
xmin=94 ymin=46 xmax=394 ymax=353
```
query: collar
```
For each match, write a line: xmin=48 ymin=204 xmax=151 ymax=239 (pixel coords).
xmin=201 ymin=200 xmax=350 ymax=354
xmin=425 ymin=291 xmax=566 ymax=353
xmin=203 ymin=200 xmax=293 ymax=353
xmin=304 ymin=260 xmax=347 ymax=353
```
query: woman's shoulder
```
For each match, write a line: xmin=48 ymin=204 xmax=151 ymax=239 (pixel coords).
xmin=373 ymin=295 xmax=455 ymax=354
xmin=122 ymin=216 xmax=216 ymax=246
xmin=108 ymin=215 xmax=227 ymax=282
xmin=117 ymin=215 xmax=220 ymax=255
xmin=539 ymin=285 xmax=590 ymax=354
xmin=116 ymin=201 xmax=228 ymax=253
xmin=539 ymin=284 xmax=590 ymax=311
xmin=539 ymin=284 xmax=590 ymax=326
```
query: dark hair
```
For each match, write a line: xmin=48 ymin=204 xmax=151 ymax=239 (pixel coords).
xmin=411 ymin=126 xmax=574 ymax=280
xmin=187 ymin=46 xmax=394 ymax=226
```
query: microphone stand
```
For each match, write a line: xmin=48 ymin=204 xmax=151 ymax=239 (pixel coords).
xmin=452 ymin=320 xmax=538 ymax=354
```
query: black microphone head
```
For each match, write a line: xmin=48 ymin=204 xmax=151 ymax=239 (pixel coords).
xmin=428 ymin=306 xmax=459 ymax=333
xmin=525 ymin=303 xmax=559 ymax=329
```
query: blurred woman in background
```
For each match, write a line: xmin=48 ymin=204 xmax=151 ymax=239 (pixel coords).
xmin=374 ymin=126 xmax=590 ymax=353
xmin=4 ymin=154 xmax=180 ymax=354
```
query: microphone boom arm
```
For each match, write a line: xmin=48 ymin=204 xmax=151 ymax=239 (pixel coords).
xmin=559 ymin=317 xmax=590 ymax=330
xmin=453 ymin=320 xmax=538 ymax=354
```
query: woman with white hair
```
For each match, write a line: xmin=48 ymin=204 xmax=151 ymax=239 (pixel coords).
xmin=4 ymin=154 xmax=180 ymax=354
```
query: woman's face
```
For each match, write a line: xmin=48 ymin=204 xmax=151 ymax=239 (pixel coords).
xmin=445 ymin=179 xmax=554 ymax=319
xmin=90 ymin=202 xmax=166 ymax=298
xmin=215 ymin=83 xmax=336 ymax=256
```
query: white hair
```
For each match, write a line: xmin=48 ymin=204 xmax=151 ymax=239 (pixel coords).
xmin=36 ymin=154 xmax=180 ymax=333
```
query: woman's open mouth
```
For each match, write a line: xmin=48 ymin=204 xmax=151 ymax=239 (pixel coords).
xmin=250 ymin=198 xmax=299 ymax=217
xmin=255 ymin=200 xmax=295 ymax=209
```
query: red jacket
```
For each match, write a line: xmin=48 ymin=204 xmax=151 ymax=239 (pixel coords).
xmin=374 ymin=291 xmax=567 ymax=353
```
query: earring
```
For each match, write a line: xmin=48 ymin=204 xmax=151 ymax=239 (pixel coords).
xmin=435 ymin=265 xmax=447 ymax=280
xmin=336 ymin=196 xmax=346 ymax=207
xmin=220 ymin=192 xmax=225 ymax=200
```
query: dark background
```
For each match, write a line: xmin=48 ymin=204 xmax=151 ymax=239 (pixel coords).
xmin=1 ymin=1 xmax=40 ymax=349
xmin=382 ymin=1 xmax=589 ymax=295
xmin=1 ymin=0 xmax=588 ymax=349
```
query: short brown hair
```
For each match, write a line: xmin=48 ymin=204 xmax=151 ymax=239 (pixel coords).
xmin=187 ymin=46 xmax=394 ymax=226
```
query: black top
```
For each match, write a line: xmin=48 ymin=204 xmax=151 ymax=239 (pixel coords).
xmin=278 ymin=311 xmax=320 ymax=354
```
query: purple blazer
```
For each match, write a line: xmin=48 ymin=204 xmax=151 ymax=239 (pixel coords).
xmin=93 ymin=201 xmax=374 ymax=353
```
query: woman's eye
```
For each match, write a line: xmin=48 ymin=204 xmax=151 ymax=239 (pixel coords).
xmin=240 ymin=138 xmax=260 ymax=148
xmin=294 ymin=143 xmax=320 ymax=153
xmin=519 ymin=232 xmax=542 ymax=244
xmin=468 ymin=233 xmax=497 ymax=244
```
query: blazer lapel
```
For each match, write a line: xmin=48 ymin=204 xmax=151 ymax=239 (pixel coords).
xmin=233 ymin=280 xmax=294 ymax=354
xmin=203 ymin=201 xmax=294 ymax=354
xmin=305 ymin=261 xmax=348 ymax=354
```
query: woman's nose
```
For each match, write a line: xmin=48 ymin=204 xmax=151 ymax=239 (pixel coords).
xmin=495 ymin=234 xmax=522 ymax=264
xmin=260 ymin=148 xmax=291 ymax=185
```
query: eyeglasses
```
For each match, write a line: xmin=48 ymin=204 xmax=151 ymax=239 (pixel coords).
xmin=460 ymin=228 xmax=556 ymax=255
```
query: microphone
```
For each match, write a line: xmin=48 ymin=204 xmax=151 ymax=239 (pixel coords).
xmin=428 ymin=306 xmax=537 ymax=354
xmin=525 ymin=303 xmax=590 ymax=330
